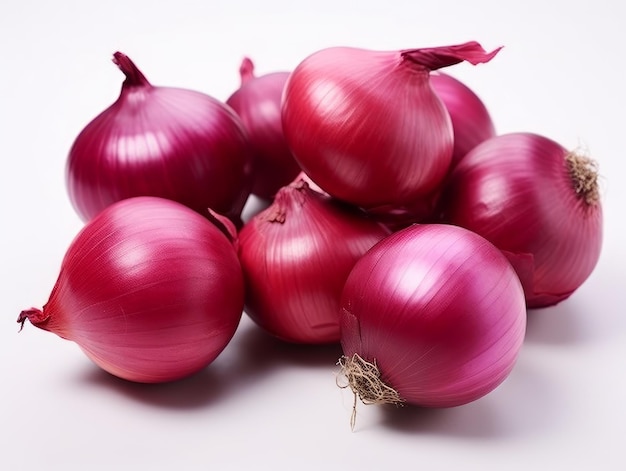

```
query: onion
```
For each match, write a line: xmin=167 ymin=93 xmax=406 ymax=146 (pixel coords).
xmin=438 ymin=132 xmax=603 ymax=308
xmin=66 ymin=52 xmax=252 ymax=226
xmin=226 ymin=57 xmax=301 ymax=200
xmin=238 ymin=179 xmax=390 ymax=344
xmin=430 ymin=72 xmax=496 ymax=167
xmin=18 ymin=196 xmax=244 ymax=383
xmin=338 ymin=224 xmax=526 ymax=427
xmin=281 ymin=41 xmax=501 ymax=222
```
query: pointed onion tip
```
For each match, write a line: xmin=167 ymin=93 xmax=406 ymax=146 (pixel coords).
xmin=239 ymin=57 xmax=256 ymax=84
xmin=17 ymin=307 xmax=46 ymax=332
xmin=111 ymin=51 xmax=150 ymax=87
xmin=401 ymin=41 xmax=503 ymax=70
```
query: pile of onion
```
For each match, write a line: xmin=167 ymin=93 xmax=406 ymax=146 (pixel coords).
xmin=18 ymin=41 xmax=603 ymax=431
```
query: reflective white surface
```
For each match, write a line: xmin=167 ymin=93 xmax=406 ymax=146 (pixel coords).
xmin=2 ymin=1 xmax=624 ymax=469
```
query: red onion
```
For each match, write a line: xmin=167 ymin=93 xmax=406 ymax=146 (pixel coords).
xmin=438 ymin=132 xmax=603 ymax=308
xmin=281 ymin=41 xmax=501 ymax=221
xmin=338 ymin=224 xmax=526 ymax=427
xmin=430 ymin=72 xmax=496 ymax=167
xmin=18 ymin=197 xmax=244 ymax=383
xmin=226 ymin=57 xmax=301 ymax=200
xmin=66 ymin=52 xmax=252 ymax=225
xmin=238 ymin=179 xmax=390 ymax=344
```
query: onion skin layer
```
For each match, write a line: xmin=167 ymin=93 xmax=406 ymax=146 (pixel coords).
xmin=66 ymin=52 xmax=252 ymax=225
xmin=238 ymin=180 xmax=390 ymax=344
xmin=438 ymin=132 xmax=603 ymax=308
xmin=340 ymin=224 xmax=526 ymax=408
xmin=430 ymin=72 xmax=496 ymax=167
xmin=18 ymin=197 xmax=244 ymax=383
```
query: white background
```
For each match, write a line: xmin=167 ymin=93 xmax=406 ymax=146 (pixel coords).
xmin=1 ymin=1 xmax=624 ymax=470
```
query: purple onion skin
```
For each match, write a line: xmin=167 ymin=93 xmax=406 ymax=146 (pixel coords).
xmin=430 ymin=72 xmax=496 ymax=167
xmin=227 ymin=58 xmax=301 ymax=200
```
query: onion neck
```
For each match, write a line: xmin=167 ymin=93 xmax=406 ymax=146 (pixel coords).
xmin=17 ymin=308 xmax=49 ymax=332
xmin=401 ymin=41 xmax=502 ymax=71
xmin=112 ymin=52 xmax=151 ymax=88
xmin=239 ymin=57 xmax=256 ymax=85
xmin=261 ymin=179 xmax=312 ymax=223
xmin=566 ymin=151 xmax=600 ymax=205
xmin=18 ymin=306 xmax=72 ymax=339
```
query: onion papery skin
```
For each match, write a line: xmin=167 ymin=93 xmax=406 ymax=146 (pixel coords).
xmin=430 ymin=72 xmax=496 ymax=167
xmin=438 ymin=132 xmax=603 ymax=308
xmin=340 ymin=224 xmax=526 ymax=407
xmin=291 ymin=170 xmax=327 ymax=195
xmin=281 ymin=41 xmax=500 ymax=220
xmin=66 ymin=52 xmax=252 ymax=225
xmin=226 ymin=57 xmax=301 ymax=200
xmin=238 ymin=180 xmax=390 ymax=344
xmin=18 ymin=197 xmax=244 ymax=383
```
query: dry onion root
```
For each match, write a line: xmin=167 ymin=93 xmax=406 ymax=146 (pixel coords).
xmin=566 ymin=150 xmax=600 ymax=205
xmin=336 ymin=353 xmax=404 ymax=430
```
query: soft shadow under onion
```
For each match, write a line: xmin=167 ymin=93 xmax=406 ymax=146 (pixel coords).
xmin=75 ymin=363 xmax=230 ymax=410
xmin=74 ymin=316 xmax=343 ymax=409
xmin=379 ymin=361 xmax=565 ymax=440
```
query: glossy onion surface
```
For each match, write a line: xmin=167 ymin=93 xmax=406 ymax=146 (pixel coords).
xmin=18 ymin=196 xmax=244 ymax=383
xmin=439 ymin=132 xmax=603 ymax=307
xmin=340 ymin=224 xmax=526 ymax=407
xmin=238 ymin=180 xmax=389 ymax=344
xmin=281 ymin=42 xmax=500 ymax=220
xmin=66 ymin=52 xmax=252 ymax=224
